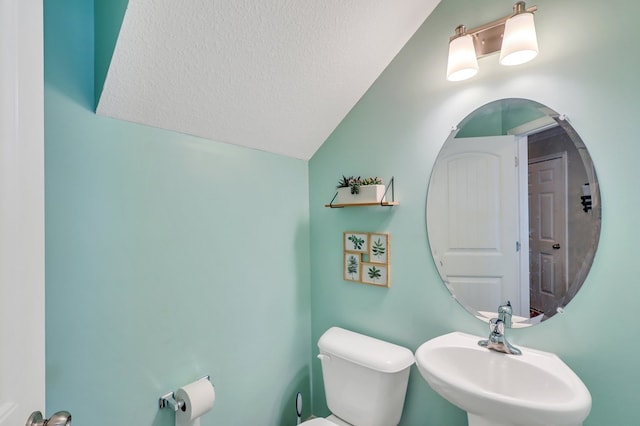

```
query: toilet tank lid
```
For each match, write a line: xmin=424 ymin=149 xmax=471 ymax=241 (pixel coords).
xmin=318 ymin=327 xmax=415 ymax=373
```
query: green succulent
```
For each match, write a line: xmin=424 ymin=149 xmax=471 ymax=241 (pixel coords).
xmin=336 ymin=176 xmax=383 ymax=195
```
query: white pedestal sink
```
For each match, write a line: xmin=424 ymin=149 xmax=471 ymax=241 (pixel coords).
xmin=415 ymin=332 xmax=591 ymax=426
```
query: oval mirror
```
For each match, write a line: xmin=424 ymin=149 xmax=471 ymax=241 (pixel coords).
xmin=426 ymin=99 xmax=601 ymax=326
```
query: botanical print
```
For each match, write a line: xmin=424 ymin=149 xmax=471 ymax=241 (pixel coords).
xmin=348 ymin=234 xmax=365 ymax=250
xmin=344 ymin=253 xmax=361 ymax=281
xmin=344 ymin=232 xmax=369 ymax=253
xmin=361 ymin=263 xmax=388 ymax=287
xmin=369 ymin=233 xmax=389 ymax=264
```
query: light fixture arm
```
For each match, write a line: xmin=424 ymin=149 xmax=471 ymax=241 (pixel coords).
xmin=513 ymin=1 xmax=528 ymax=15
xmin=452 ymin=24 xmax=467 ymax=40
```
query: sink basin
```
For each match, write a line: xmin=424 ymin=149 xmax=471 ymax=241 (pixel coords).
xmin=415 ymin=332 xmax=591 ymax=426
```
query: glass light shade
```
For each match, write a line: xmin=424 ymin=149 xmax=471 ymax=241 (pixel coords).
xmin=499 ymin=12 xmax=538 ymax=66
xmin=446 ymin=34 xmax=479 ymax=81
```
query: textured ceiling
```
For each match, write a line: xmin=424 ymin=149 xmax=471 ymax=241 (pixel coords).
xmin=97 ymin=0 xmax=441 ymax=160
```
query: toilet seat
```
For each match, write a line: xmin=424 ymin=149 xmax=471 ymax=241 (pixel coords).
xmin=299 ymin=418 xmax=336 ymax=425
xmin=300 ymin=415 xmax=351 ymax=426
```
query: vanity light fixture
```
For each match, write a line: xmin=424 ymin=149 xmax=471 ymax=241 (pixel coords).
xmin=446 ymin=1 xmax=538 ymax=81
xmin=446 ymin=25 xmax=479 ymax=82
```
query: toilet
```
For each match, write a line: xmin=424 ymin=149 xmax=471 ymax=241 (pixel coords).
xmin=301 ymin=327 xmax=415 ymax=426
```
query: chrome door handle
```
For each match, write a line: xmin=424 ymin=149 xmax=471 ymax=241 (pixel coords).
xmin=26 ymin=410 xmax=72 ymax=426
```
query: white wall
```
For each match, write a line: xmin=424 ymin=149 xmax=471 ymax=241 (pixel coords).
xmin=0 ymin=0 xmax=45 ymax=423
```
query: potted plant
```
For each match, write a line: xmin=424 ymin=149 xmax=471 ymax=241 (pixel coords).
xmin=335 ymin=175 xmax=385 ymax=204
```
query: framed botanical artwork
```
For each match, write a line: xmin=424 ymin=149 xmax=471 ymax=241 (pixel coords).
xmin=343 ymin=232 xmax=369 ymax=253
xmin=361 ymin=263 xmax=389 ymax=287
xmin=368 ymin=233 xmax=389 ymax=264
xmin=343 ymin=253 xmax=361 ymax=281
xmin=342 ymin=231 xmax=390 ymax=287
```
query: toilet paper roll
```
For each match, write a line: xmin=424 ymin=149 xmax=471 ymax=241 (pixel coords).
xmin=175 ymin=378 xmax=216 ymax=426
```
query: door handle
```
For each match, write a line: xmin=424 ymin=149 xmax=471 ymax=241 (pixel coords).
xmin=552 ymin=243 xmax=561 ymax=249
xmin=26 ymin=410 xmax=72 ymax=426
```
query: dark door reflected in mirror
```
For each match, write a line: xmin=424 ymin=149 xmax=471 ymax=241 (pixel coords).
xmin=426 ymin=99 xmax=601 ymax=326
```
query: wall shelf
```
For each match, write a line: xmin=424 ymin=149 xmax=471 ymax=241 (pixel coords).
xmin=325 ymin=176 xmax=398 ymax=208
xmin=325 ymin=201 xmax=400 ymax=208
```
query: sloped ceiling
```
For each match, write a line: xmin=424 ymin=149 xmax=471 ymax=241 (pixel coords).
xmin=97 ymin=0 xmax=441 ymax=160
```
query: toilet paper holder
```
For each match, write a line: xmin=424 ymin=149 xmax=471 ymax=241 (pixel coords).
xmin=159 ymin=375 xmax=211 ymax=412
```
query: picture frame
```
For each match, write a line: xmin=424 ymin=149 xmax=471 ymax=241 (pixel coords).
xmin=343 ymin=253 xmax=361 ymax=281
xmin=360 ymin=263 xmax=389 ymax=287
xmin=343 ymin=232 xmax=369 ymax=253
xmin=368 ymin=233 xmax=389 ymax=264
xmin=342 ymin=231 xmax=390 ymax=288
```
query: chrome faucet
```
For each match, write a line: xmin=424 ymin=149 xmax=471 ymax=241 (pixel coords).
xmin=478 ymin=301 xmax=522 ymax=355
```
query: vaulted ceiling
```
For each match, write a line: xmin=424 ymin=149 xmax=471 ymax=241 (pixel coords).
xmin=97 ymin=0 xmax=441 ymax=160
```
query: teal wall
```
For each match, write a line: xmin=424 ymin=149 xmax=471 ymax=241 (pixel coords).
xmin=44 ymin=1 xmax=311 ymax=425
xmin=309 ymin=0 xmax=640 ymax=425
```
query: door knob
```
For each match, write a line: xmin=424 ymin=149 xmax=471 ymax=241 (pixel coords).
xmin=552 ymin=243 xmax=561 ymax=249
xmin=26 ymin=411 xmax=71 ymax=426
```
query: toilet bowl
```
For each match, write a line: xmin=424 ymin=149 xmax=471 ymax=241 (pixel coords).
xmin=301 ymin=327 xmax=415 ymax=426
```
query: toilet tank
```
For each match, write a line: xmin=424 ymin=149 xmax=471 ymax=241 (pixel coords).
xmin=317 ymin=327 xmax=415 ymax=426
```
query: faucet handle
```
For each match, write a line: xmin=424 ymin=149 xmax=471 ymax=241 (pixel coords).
xmin=489 ymin=318 xmax=505 ymax=335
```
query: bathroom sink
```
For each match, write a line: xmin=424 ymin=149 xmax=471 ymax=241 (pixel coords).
xmin=415 ymin=332 xmax=591 ymax=426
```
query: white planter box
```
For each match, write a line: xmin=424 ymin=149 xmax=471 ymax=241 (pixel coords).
xmin=336 ymin=185 xmax=386 ymax=204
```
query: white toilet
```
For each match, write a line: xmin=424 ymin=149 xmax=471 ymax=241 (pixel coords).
xmin=302 ymin=326 xmax=415 ymax=426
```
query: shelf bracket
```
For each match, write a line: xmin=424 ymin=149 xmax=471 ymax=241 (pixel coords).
xmin=381 ymin=176 xmax=395 ymax=206
xmin=328 ymin=191 xmax=343 ymax=208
